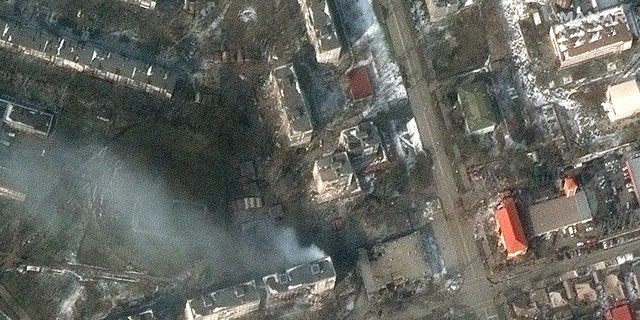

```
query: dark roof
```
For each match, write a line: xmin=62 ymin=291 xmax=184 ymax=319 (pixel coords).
xmin=528 ymin=191 xmax=592 ymax=236
xmin=348 ymin=65 xmax=374 ymax=100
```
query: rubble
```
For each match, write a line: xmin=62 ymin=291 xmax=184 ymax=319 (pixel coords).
xmin=358 ymin=231 xmax=433 ymax=302
xmin=312 ymin=152 xmax=362 ymax=203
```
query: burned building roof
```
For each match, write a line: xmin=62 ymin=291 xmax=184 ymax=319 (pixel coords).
xmin=313 ymin=152 xmax=355 ymax=187
xmin=262 ymin=256 xmax=336 ymax=296
xmin=272 ymin=64 xmax=314 ymax=147
xmin=495 ymin=197 xmax=529 ymax=258
xmin=185 ymin=281 xmax=261 ymax=320
xmin=528 ymin=191 xmax=593 ymax=237
xmin=550 ymin=6 xmax=633 ymax=68
xmin=358 ymin=231 xmax=433 ymax=301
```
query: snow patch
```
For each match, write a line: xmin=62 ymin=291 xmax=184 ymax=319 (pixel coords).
xmin=57 ymin=285 xmax=84 ymax=320
xmin=238 ymin=7 xmax=257 ymax=23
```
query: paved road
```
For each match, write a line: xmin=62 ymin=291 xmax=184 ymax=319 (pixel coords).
xmin=381 ymin=1 xmax=498 ymax=318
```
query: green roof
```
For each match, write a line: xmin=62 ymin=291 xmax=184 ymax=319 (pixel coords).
xmin=457 ymin=82 xmax=497 ymax=134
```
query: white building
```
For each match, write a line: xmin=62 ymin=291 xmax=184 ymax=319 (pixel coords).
xmin=603 ymin=79 xmax=640 ymax=122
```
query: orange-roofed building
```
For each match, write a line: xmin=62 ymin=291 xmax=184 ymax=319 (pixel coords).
xmin=562 ymin=177 xmax=578 ymax=197
xmin=606 ymin=304 xmax=634 ymax=320
xmin=495 ymin=197 xmax=529 ymax=259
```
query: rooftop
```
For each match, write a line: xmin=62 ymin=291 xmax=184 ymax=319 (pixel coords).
xmin=608 ymin=304 xmax=634 ymax=320
xmin=339 ymin=122 xmax=382 ymax=157
xmin=347 ymin=65 xmax=374 ymax=100
xmin=187 ymin=280 xmax=261 ymax=317
xmin=605 ymin=79 xmax=640 ymax=122
xmin=262 ymin=256 xmax=336 ymax=295
xmin=314 ymin=152 xmax=355 ymax=183
xmin=304 ymin=0 xmax=341 ymax=53
xmin=457 ymin=81 xmax=497 ymax=134
xmin=272 ymin=64 xmax=313 ymax=138
xmin=550 ymin=6 xmax=632 ymax=67
xmin=358 ymin=231 xmax=432 ymax=299
xmin=1 ymin=100 xmax=54 ymax=137
xmin=495 ymin=197 xmax=529 ymax=258
xmin=562 ymin=176 xmax=579 ymax=197
xmin=528 ymin=191 xmax=592 ymax=237
xmin=624 ymin=157 xmax=640 ymax=203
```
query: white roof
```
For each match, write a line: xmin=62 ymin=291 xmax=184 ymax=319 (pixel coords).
xmin=606 ymin=80 xmax=640 ymax=122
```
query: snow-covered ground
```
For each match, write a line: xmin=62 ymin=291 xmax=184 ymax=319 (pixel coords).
xmin=392 ymin=118 xmax=425 ymax=170
xmin=498 ymin=0 xmax=603 ymax=151
xmin=57 ymin=285 xmax=84 ymax=320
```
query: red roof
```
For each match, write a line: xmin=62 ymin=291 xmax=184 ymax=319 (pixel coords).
xmin=347 ymin=65 xmax=374 ymax=100
xmin=609 ymin=304 xmax=633 ymax=320
xmin=495 ymin=197 xmax=529 ymax=258
xmin=563 ymin=176 xmax=578 ymax=197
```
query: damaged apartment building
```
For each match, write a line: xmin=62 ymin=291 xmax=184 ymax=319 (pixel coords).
xmin=312 ymin=152 xmax=362 ymax=203
xmin=1 ymin=99 xmax=55 ymax=138
xmin=339 ymin=121 xmax=388 ymax=171
xmin=549 ymin=6 xmax=633 ymax=68
xmin=297 ymin=0 xmax=342 ymax=64
xmin=358 ymin=231 xmax=433 ymax=302
xmin=184 ymin=257 xmax=336 ymax=320
xmin=228 ymin=160 xmax=284 ymax=234
xmin=270 ymin=64 xmax=314 ymax=147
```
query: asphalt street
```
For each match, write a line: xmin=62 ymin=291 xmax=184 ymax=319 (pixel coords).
xmin=380 ymin=1 xmax=498 ymax=318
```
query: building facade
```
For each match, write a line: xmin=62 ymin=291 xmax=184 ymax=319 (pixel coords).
xmin=185 ymin=257 xmax=336 ymax=319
